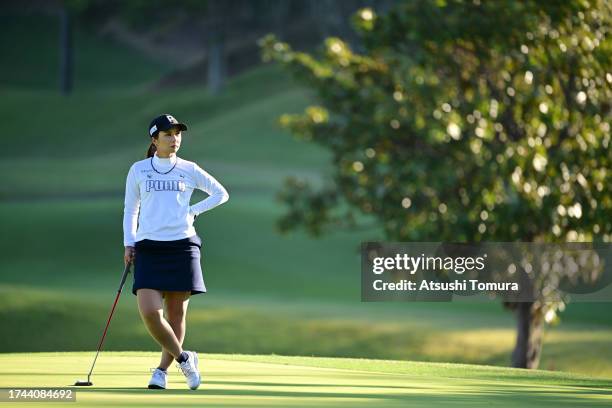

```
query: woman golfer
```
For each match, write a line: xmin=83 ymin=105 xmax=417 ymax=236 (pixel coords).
xmin=123 ymin=114 xmax=229 ymax=390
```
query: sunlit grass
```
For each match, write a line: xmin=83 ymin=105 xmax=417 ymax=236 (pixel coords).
xmin=0 ymin=352 xmax=610 ymax=407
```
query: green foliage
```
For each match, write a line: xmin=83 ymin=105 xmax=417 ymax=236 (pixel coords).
xmin=262 ymin=0 xmax=610 ymax=244
xmin=261 ymin=0 xmax=611 ymax=326
xmin=113 ymin=0 xmax=208 ymax=29
xmin=62 ymin=0 xmax=92 ymax=14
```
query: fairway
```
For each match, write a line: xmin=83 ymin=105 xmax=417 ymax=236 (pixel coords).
xmin=0 ymin=352 xmax=610 ymax=407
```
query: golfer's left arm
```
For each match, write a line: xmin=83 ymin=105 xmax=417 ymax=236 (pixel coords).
xmin=189 ymin=163 xmax=229 ymax=218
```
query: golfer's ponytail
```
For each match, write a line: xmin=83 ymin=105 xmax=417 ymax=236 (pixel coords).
xmin=146 ymin=142 xmax=157 ymax=158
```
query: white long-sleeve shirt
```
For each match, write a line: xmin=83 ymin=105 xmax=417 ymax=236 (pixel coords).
xmin=123 ymin=153 xmax=229 ymax=246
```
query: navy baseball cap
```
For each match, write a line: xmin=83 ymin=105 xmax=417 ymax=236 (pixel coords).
xmin=148 ymin=114 xmax=187 ymax=137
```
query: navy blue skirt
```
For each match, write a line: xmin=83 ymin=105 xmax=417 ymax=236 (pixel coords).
xmin=132 ymin=235 xmax=206 ymax=296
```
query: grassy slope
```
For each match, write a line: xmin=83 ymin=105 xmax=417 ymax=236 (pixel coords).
xmin=0 ymin=14 xmax=169 ymax=91
xmin=1 ymin=281 xmax=611 ymax=377
xmin=0 ymin=13 xmax=611 ymax=380
xmin=0 ymin=352 xmax=610 ymax=408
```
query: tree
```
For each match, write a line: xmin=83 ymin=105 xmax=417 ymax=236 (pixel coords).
xmin=58 ymin=5 xmax=73 ymax=95
xmin=206 ymin=0 xmax=228 ymax=95
xmin=260 ymin=0 xmax=611 ymax=369
xmin=57 ymin=0 xmax=92 ymax=95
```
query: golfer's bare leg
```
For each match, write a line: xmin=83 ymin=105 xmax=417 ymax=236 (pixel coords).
xmin=158 ymin=291 xmax=190 ymax=370
xmin=137 ymin=289 xmax=182 ymax=359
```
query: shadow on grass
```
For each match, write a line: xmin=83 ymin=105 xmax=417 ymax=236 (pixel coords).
xmin=2 ymin=289 xmax=612 ymax=381
xmin=69 ymin=384 xmax=612 ymax=407
xmin=0 ymin=294 xmax=434 ymax=361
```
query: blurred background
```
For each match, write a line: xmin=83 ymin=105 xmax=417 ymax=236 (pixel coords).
xmin=1 ymin=0 xmax=610 ymax=378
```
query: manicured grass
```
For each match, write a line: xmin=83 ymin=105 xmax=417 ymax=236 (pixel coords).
xmin=0 ymin=352 xmax=610 ymax=408
xmin=1 ymin=284 xmax=611 ymax=377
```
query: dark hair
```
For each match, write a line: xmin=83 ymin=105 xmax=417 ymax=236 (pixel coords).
xmin=146 ymin=135 xmax=158 ymax=158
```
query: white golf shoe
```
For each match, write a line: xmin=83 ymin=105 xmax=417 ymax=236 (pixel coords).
xmin=148 ymin=368 xmax=167 ymax=389
xmin=178 ymin=351 xmax=201 ymax=390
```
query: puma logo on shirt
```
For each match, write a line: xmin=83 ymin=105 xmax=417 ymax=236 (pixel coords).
xmin=146 ymin=179 xmax=186 ymax=192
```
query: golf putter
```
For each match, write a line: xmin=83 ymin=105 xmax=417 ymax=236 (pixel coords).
xmin=75 ymin=261 xmax=132 ymax=386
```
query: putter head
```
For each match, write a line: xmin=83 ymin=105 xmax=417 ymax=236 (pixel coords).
xmin=74 ymin=380 xmax=93 ymax=386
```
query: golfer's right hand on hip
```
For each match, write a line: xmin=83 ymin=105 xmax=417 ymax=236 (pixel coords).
xmin=124 ymin=246 xmax=135 ymax=266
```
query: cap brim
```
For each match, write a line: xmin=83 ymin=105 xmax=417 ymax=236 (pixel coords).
xmin=158 ymin=123 xmax=188 ymax=132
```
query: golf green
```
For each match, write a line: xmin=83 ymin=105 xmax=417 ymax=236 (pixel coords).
xmin=0 ymin=352 xmax=610 ymax=407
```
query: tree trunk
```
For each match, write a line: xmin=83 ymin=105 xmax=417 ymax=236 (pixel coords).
xmin=59 ymin=7 xmax=73 ymax=95
xmin=511 ymin=302 xmax=543 ymax=369
xmin=207 ymin=30 xmax=225 ymax=95
xmin=207 ymin=2 xmax=226 ymax=95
